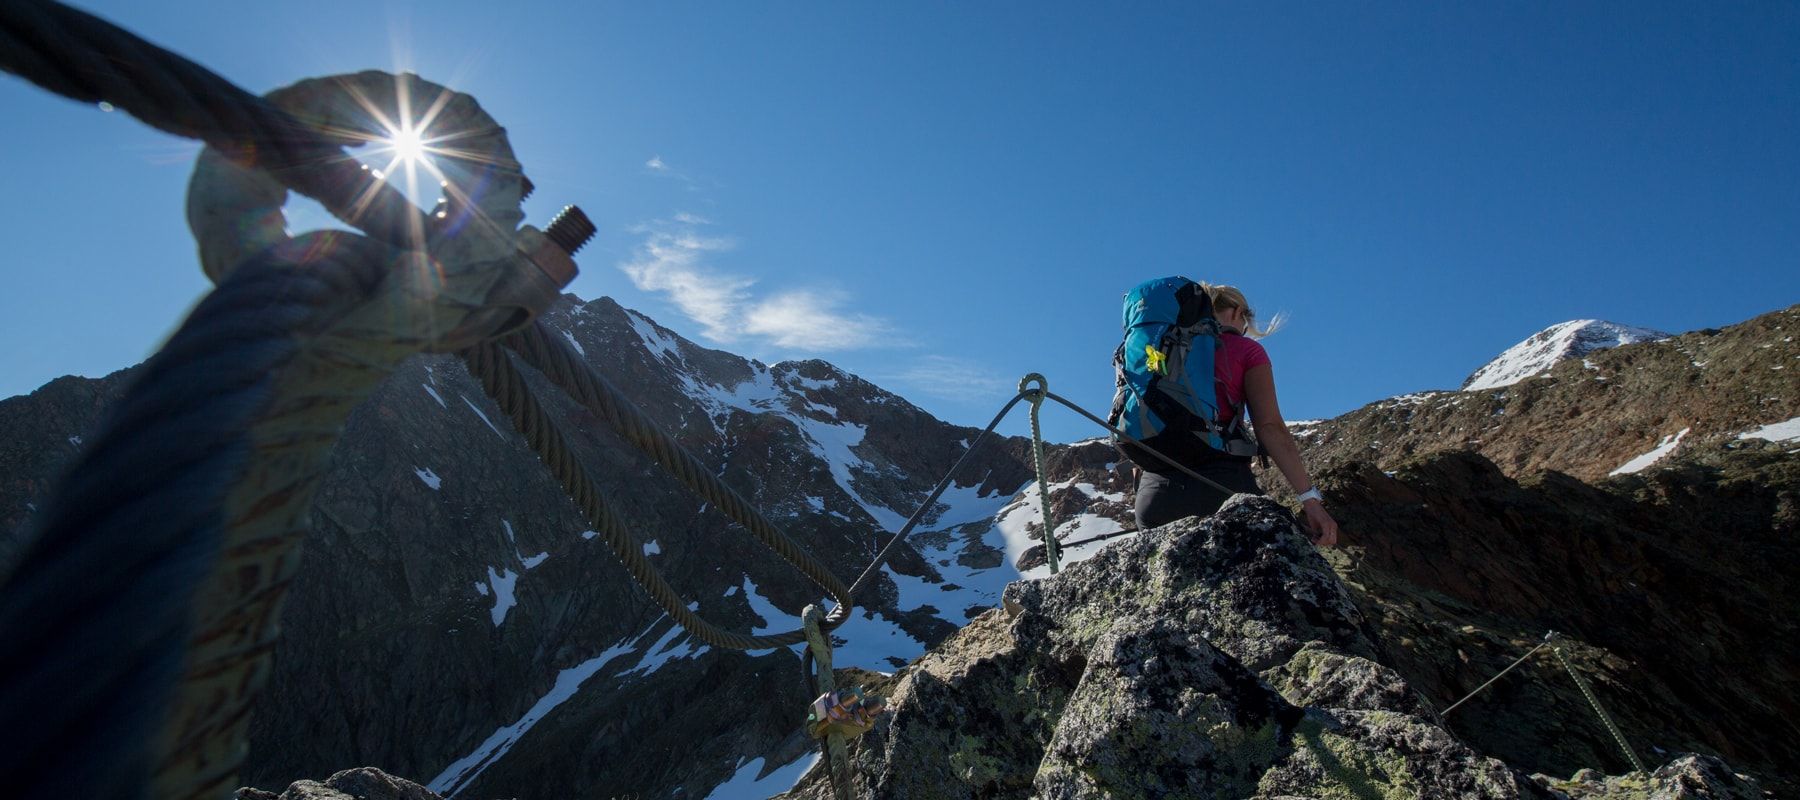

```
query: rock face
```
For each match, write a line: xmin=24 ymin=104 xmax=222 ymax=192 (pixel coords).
xmin=782 ymin=497 xmax=1552 ymax=798
xmin=1539 ymin=754 xmax=1766 ymax=799
xmin=1316 ymin=446 xmax=1798 ymax=793
xmin=780 ymin=496 xmax=1772 ymax=799
xmin=235 ymin=767 xmax=447 ymax=800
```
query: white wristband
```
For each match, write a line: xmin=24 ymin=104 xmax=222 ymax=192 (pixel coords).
xmin=1296 ymin=488 xmax=1323 ymax=505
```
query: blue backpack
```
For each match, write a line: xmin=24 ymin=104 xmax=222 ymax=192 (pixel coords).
xmin=1107 ymin=276 xmax=1230 ymax=452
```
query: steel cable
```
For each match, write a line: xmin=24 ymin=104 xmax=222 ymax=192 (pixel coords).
xmin=461 ymin=340 xmax=836 ymax=650
xmin=495 ymin=322 xmax=859 ymax=631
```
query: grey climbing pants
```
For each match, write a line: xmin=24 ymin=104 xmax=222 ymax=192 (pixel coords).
xmin=1134 ymin=458 xmax=1262 ymax=531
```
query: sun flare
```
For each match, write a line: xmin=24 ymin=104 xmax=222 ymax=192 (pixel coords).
xmin=388 ymin=125 xmax=428 ymax=166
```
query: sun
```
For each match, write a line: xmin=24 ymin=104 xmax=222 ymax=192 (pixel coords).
xmin=388 ymin=125 xmax=428 ymax=166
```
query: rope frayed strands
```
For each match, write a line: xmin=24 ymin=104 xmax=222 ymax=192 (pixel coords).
xmin=0 ymin=233 xmax=403 ymax=800
xmin=2 ymin=5 xmax=537 ymax=797
xmin=0 ymin=0 xmax=437 ymax=250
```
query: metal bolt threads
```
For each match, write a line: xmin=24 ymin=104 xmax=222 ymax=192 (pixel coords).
xmin=545 ymin=205 xmax=596 ymax=255
xmin=520 ymin=175 xmax=536 ymax=201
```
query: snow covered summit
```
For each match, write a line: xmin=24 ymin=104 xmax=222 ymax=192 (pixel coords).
xmin=1463 ymin=319 xmax=1670 ymax=391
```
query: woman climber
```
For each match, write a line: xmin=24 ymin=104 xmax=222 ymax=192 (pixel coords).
xmin=1112 ymin=281 xmax=1340 ymax=547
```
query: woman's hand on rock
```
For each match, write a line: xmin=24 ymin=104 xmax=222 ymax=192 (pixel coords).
xmin=1302 ymin=502 xmax=1339 ymax=547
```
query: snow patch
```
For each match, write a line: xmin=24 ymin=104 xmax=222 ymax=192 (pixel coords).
xmin=623 ymin=623 xmax=709 ymax=676
xmin=786 ymin=414 xmax=908 ymax=531
xmin=422 ymin=383 xmax=447 ymax=408
xmin=627 ymin=309 xmax=683 ymax=363
xmin=1610 ymin=428 xmax=1691 ymax=476
xmin=814 ymin=603 xmax=928 ymax=670
xmin=740 ymin=577 xmax=787 ymax=635
xmin=995 ymin=483 xmax=1134 ymax=581
xmin=427 ymin=641 xmax=636 ymax=797
xmin=738 ymin=576 xmax=923 ymax=669
xmin=414 ymin=468 xmax=442 ymax=490
xmin=926 ymin=482 xmax=1013 ymax=529
xmin=485 ymin=566 xmax=519 ymax=626
xmin=1738 ymin=416 xmax=1800 ymax=444
xmin=644 ymin=539 xmax=662 ymax=555
xmin=460 ymin=395 xmax=505 ymax=439
xmin=704 ymin=753 xmax=820 ymax=800
xmin=786 ymin=373 xmax=840 ymax=392
xmin=561 ymin=329 xmax=586 ymax=357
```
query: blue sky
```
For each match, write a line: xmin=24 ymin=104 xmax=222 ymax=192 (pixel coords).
xmin=2 ymin=2 xmax=1796 ymax=443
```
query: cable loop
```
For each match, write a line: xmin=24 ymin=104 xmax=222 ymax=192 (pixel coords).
xmin=1018 ymin=372 xmax=1049 ymax=400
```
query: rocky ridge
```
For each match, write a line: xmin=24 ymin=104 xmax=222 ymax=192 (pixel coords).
xmin=777 ymin=496 xmax=1767 ymax=798
xmin=1293 ymin=304 xmax=1799 ymax=482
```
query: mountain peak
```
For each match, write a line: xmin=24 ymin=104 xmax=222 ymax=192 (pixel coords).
xmin=1463 ymin=319 xmax=1670 ymax=391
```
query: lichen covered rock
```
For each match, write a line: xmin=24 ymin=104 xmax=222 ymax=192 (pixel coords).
xmin=1534 ymin=754 xmax=1766 ymax=799
xmin=782 ymin=496 xmax=1570 ymax=798
xmin=236 ymin=767 xmax=456 ymax=800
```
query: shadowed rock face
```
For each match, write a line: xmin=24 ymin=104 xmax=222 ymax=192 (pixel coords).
xmin=1318 ymin=448 xmax=1799 ymax=791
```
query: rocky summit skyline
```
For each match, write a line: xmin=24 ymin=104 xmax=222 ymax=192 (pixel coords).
xmin=0 ymin=297 xmax=1795 ymax=798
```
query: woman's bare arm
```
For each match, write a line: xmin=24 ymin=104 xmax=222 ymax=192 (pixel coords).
xmin=1242 ymin=364 xmax=1339 ymax=546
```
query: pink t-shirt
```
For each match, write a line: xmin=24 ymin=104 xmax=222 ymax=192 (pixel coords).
xmin=1215 ymin=332 xmax=1271 ymax=423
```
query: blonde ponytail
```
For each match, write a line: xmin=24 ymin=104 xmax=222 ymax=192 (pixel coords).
xmin=1204 ymin=284 xmax=1284 ymax=339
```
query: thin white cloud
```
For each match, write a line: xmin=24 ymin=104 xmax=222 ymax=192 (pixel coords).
xmin=618 ymin=216 xmax=893 ymax=353
xmin=645 ymin=155 xmax=669 ymax=171
xmin=744 ymin=290 xmax=890 ymax=350
xmin=617 ymin=221 xmax=749 ymax=342
xmin=881 ymin=355 xmax=1015 ymax=403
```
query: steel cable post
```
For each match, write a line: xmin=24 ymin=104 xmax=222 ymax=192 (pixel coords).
xmin=803 ymin=606 xmax=854 ymax=800
xmin=1019 ymin=374 xmax=1062 ymax=574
